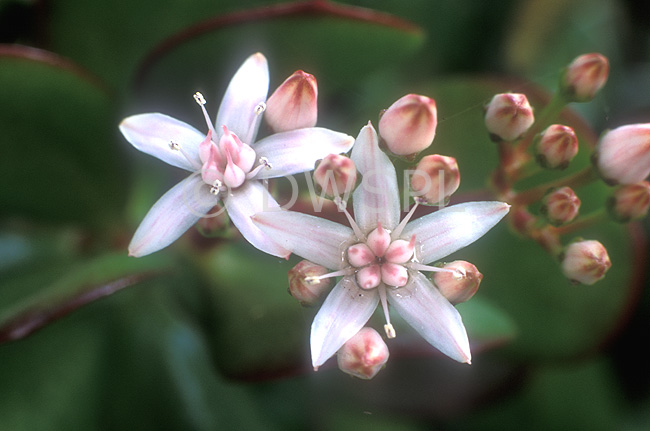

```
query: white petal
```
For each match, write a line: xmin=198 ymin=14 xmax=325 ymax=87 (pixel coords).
xmin=402 ymin=201 xmax=510 ymax=264
xmin=129 ymin=175 xmax=217 ymax=257
xmin=350 ymin=123 xmax=400 ymax=232
xmin=311 ymin=277 xmax=379 ymax=368
xmin=388 ymin=271 xmax=471 ymax=363
xmin=216 ymin=53 xmax=269 ymax=145
xmin=253 ymin=128 xmax=355 ymax=179
xmin=252 ymin=210 xmax=353 ymax=269
xmin=223 ymin=180 xmax=290 ymax=258
xmin=119 ymin=113 xmax=203 ymax=171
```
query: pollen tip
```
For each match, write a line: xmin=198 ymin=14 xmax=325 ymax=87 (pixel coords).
xmin=384 ymin=323 xmax=396 ymax=339
xmin=193 ymin=92 xmax=206 ymax=105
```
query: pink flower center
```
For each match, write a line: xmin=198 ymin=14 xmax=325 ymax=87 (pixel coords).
xmin=346 ymin=222 xmax=416 ymax=289
xmin=192 ymin=92 xmax=270 ymax=193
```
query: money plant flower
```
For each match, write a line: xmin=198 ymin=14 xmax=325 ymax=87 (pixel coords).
xmin=120 ymin=53 xmax=354 ymax=258
xmin=253 ymin=122 xmax=510 ymax=369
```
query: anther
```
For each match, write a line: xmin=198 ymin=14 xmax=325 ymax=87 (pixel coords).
xmin=209 ymin=186 xmax=220 ymax=196
xmin=246 ymin=157 xmax=274 ymax=179
xmin=254 ymin=102 xmax=266 ymax=115
xmin=193 ymin=92 xmax=206 ymax=105
xmin=259 ymin=156 xmax=272 ymax=169
xmin=169 ymin=141 xmax=180 ymax=151
xmin=384 ymin=323 xmax=396 ymax=339
xmin=193 ymin=91 xmax=217 ymax=136
xmin=334 ymin=197 xmax=366 ymax=241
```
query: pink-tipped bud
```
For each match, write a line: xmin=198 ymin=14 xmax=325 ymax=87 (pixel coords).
xmin=313 ymin=154 xmax=357 ymax=198
xmin=541 ymin=187 xmax=581 ymax=226
xmin=594 ymin=124 xmax=650 ymax=185
xmin=378 ymin=94 xmax=437 ymax=156
xmin=357 ymin=264 xmax=381 ymax=290
xmin=366 ymin=224 xmax=391 ymax=258
xmin=347 ymin=243 xmax=375 ymax=268
xmin=410 ymin=154 xmax=460 ymax=205
xmin=561 ymin=53 xmax=609 ymax=102
xmin=337 ymin=327 xmax=389 ymax=379
xmin=381 ymin=263 xmax=409 ymax=287
xmin=288 ymin=260 xmax=331 ymax=306
xmin=265 ymin=70 xmax=318 ymax=132
xmin=484 ymin=93 xmax=534 ymax=142
xmin=607 ymin=181 xmax=650 ymax=222
xmin=432 ymin=261 xmax=483 ymax=304
xmin=561 ymin=240 xmax=611 ymax=285
xmin=384 ymin=236 xmax=415 ymax=264
xmin=535 ymin=124 xmax=579 ymax=169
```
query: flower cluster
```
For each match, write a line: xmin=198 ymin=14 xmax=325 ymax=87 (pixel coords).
xmin=119 ymin=52 xmax=510 ymax=379
xmin=486 ymin=52 xmax=650 ymax=285
xmin=120 ymin=51 xmax=650 ymax=379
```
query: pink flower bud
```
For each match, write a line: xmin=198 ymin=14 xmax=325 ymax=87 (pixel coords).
xmin=484 ymin=93 xmax=534 ymax=142
xmin=561 ymin=53 xmax=609 ymax=102
xmin=595 ymin=124 xmax=650 ymax=185
xmin=378 ymin=94 xmax=437 ymax=156
xmin=561 ymin=240 xmax=611 ymax=285
xmin=607 ymin=181 xmax=650 ymax=222
xmin=337 ymin=327 xmax=389 ymax=379
xmin=535 ymin=124 xmax=578 ymax=169
xmin=288 ymin=260 xmax=331 ymax=306
xmin=541 ymin=187 xmax=581 ymax=226
xmin=313 ymin=154 xmax=357 ymax=198
xmin=410 ymin=154 xmax=460 ymax=205
xmin=432 ymin=261 xmax=483 ymax=304
xmin=265 ymin=70 xmax=318 ymax=132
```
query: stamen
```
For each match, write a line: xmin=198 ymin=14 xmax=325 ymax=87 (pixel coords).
xmin=406 ymin=262 xmax=458 ymax=275
xmin=392 ymin=201 xmax=420 ymax=238
xmin=209 ymin=179 xmax=223 ymax=196
xmin=246 ymin=157 xmax=273 ymax=179
xmin=254 ymin=102 xmax=266 ymax=115
xmin=169 ymin=140 xmax=201 ymax=170
xmin=193 ymin=92 xmax=217 ymax=136
xmin=304 ymin=268 xmax=352 ymax=283
xmin=378 ymin=284 xmax=396 ymax=339
xmin=334 ymin=197 xmax=366 ymax=241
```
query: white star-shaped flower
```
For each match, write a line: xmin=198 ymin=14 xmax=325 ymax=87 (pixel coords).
xmin=119 ymin=53 xmax=354 ymax=257
xmin=253 ymin=122 xmax=509 ymax=369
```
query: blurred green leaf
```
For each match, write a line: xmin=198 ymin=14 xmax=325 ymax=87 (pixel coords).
xmin=132 ymin=11 xmax=423 ymax=124
xmin=457 ymin=295 xmax=517 ymax=346
xmin=199 ymin=241 xmax=308 ymax=378
xmin=0 ymin=228 xmax=174 ymax=342
xmin=451 ymin=357 xmax=624 ymax=431
xmin=0 ymin=46 xmax=124 ymax=226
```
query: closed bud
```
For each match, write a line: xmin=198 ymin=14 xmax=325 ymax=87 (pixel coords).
xmin=378 ymin=94 xmax=437 ymax=156
xmin=535 ymin=124 xmax=578 ymax=169
xmin=432 ymin=261 xmax=483 ymax=304
xmin=337 ymin=327 xmax=389 ymax=379
xmin=265 ymin=70 xmax=318 ymax=132
xmin=313 ymin=154 xmax=357 ymax=198
xmin=484 ymin=93 xmax=534 ymax=142
xmin=561 ymin=53 xmax=609 ymax=102
xmin=410 ymin=154 xmax=460 ymax=205
xmin=607 ymin=181 xmax=650 ymax=222
xmin=594 ymin=124 xmax=650 ymax=185
xmin=561 ymin=240 xmax=611 ymax=285
xmin=288 ymin=260 xmax=331 ymax=306
xmin=541 ymin=187 xmax=581 ymax=226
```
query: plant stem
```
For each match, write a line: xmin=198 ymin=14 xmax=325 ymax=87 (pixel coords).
xmin=512 ymin=166 xmax=598 ymax=205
